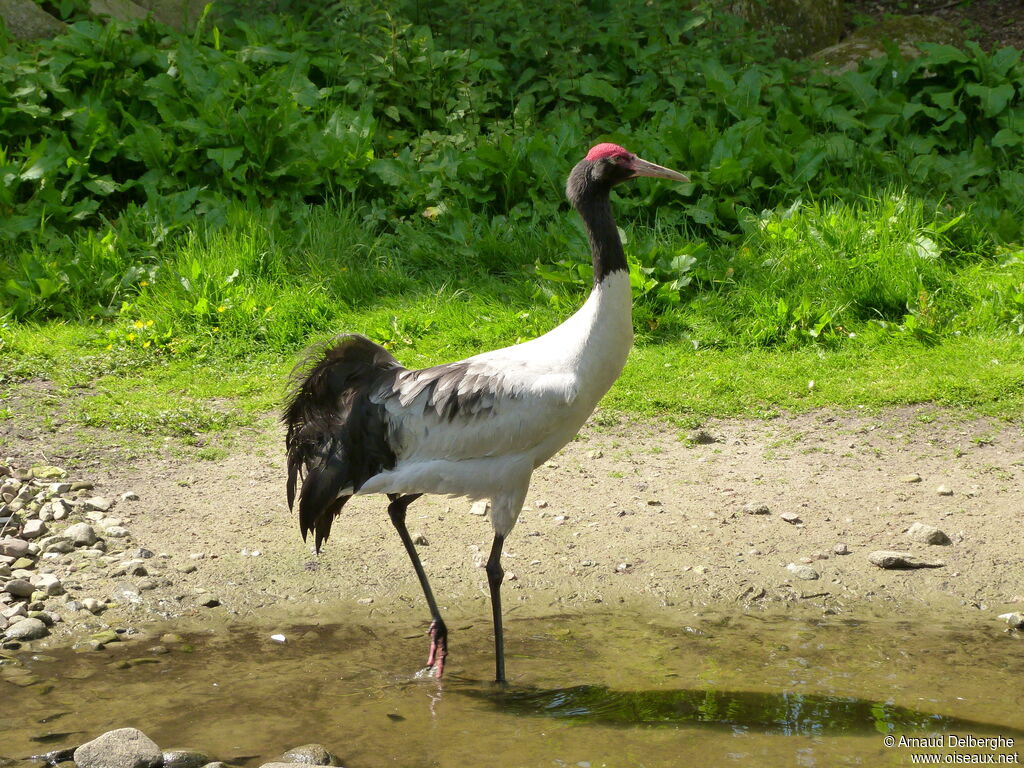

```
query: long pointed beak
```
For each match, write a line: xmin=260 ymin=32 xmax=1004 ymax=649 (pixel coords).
xmin=629 ymin=156 xmax=689 ymax=183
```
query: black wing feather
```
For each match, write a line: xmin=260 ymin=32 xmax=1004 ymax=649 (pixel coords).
xmin=282 ymin=334 xmax=402 ymax=551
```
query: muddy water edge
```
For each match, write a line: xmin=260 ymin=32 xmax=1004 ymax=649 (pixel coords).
xmin=3 ymin=606 xmax=1023 ymax=768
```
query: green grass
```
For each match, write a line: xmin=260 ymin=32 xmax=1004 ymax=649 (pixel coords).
xmin=2 ymin=192 xmax=1023 ymax=445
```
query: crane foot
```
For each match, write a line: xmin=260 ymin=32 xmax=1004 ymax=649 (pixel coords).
xmin=426 ymin=618 xmax=448 ymax=679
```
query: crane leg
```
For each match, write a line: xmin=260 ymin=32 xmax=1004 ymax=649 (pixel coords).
xmin=387 ymin=493 xmax=447 ymax=678
xmin=485 ymin=532 xmax=507 ymax=684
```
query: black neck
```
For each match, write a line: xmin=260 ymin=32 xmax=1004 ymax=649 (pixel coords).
xmin=567 ymin=163 xmax=627 ymax=285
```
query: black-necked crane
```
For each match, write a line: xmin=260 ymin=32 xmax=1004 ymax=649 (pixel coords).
xmin=283 ymin=143 xmax=688 ymax=683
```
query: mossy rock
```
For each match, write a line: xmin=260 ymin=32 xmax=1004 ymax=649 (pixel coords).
xmin=728 ymin=0 xmax=845 ymax=58
xmin=0 ymin=0 xmax=64 ymax=40
xmin=813 ymin=15 xmax=965 ymax=73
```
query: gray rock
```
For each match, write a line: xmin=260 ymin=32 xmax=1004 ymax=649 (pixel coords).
xmin=64 ymin=522 xmax=98 ymax=547
xmin=470 ymin=500 xmax=490 ymax=517
xmin=21 ymin=519 xmax=47 ymax=539
xmin=4 ymin=617 xmax=48 ymax=641
xmin=998 ymin=612 xmax=1024 ymax=630
xmin=162 ymin=750 xmax=213 ymax=768
xmin=779 ymin=512 xmax=802 ymax=524
xmin=31 ymin=573 xmax=64 ymax=596
xmin=813 ymin=15 xmax=964 ymax=73
xmin=906 ymin=522 xmax=951 ymax=546
xmin=74 ymin=728 xmax=162 ymax=768
xmin=733 ymin=0 xmax=843 ymax=57
xmin=4 ymin=578 xmax=34 ymax=598
xmin=833 ymin=543 xmax=850 ymax=555
xmin=277 ymin=743 xmax=342 ymax=765
xmin=81 ymin=598 xmax=105 ymax=614
xmin=121 ymin=491 xmax=140 ymax=501
xmin=936 ymin=485 xmax=954 ymax=497
xmin=44 ymin=538 xmax=75 ymax=554
xmin=104 ymin=526 xmax=131 ymax=539
xmin=899 ymin=473 xmax=923 ymax=483
xmin=82 ymin=497 xmax=113 ymax=512
xmin=786 ymin=563 xmax=820 ymax=580
xmin=743 ymin=503 xmax=771 ymax=515
xmin=867 ymin=550 xmax=945 ymax=569
xmin=0 ymin=537 xmax=29 ymax=558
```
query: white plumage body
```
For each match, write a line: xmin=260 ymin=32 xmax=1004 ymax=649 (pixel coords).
xmin=356 ymin=269 xmax=633 ymax=535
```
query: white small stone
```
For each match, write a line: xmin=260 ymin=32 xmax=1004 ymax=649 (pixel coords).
xmin=786 ymin=563 xmax=820 ymax=580
xmin=83 ymin=497 xmax=113 ymax=512
xmin=21 ymin=519 xmax=47 ymax=540
xmin=120 ymin=491 xmax=140 ymax=501
xmin=470 ymin=500 xmax=490 ymax=517
xmin=50 ymin=499 xmax=70 ymax=520
xmin=81 ymin=598 xmax=105 ymax=613
xmin=936 ymin=485 xmax=954 ymax=496
xmin=30 ymin=573 xmax=64 ymax=596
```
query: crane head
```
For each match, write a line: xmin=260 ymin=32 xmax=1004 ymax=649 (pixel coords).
xmin=584 ymin=143 xmax=689 ymax=186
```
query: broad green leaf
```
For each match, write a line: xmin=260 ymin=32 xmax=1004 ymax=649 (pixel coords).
xmin=208 ymin=146 xmax=244 ymax=172
xmin=965 ymin=83 xmax=1015 ymax=117
xmin=577 ymin=73 xmax=618 ymax=105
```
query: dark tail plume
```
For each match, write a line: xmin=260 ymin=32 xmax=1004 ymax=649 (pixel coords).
xmin=282 ymin=334 xmax=402 ymax=551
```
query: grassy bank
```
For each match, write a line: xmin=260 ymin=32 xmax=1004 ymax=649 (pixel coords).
xmin=2 ymin=2 xmax=1023 ymax=441
xmin=3 ymin=195 xmax=1023 ymax=442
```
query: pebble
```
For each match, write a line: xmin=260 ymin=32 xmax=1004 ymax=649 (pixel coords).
xmin=998 ymin=612 xmax=1024 ymax=629
xmin=906 ymin=522 xmax=951 ymax=546
xmin=779 ymin=512 xmax=802 ymax=524
xmin=0 ymin=537 xmax=30 ymax=558
xmin=64 ymin=522 xmax=98 ymax=547
xmin=900 ymin=473 xmax=923 ymax=483
xmin=31 ymin=465 xmax=67 ymax=479
xmin=936 ymin=485 xmax=954 ymax=496
xmin=412 ymin=533 xmax=429 ymax=546
xmin=44 ymin=538 xmax=75 ymax=554
xmin=21 ymin=519 xmax=47 ymax=539
xmin=31 ymin=573 xmax=64 ymax=596
xmin=833 ymin=543 xmax=850 ymax=555
xmin=105 ymin=526 xmax=131 ymax=539
xmin=469 ymin=500 xmax=490 ymax=517
xmin=82 ymin=497 xmax=114 ymax=513
xmin=81 ymin=598 xmax=106 ymax=614
xmin=867 ymin=550 xmax=945 ymax=569
xmin=786 ymin=563 xmax=820 ymax=580
xmin=121 ymin=491 xmax=140 ymax=501
xmin=161 ymin=750 xmax=212 ymax=768
xmin=4 ymin=616 xmax=49 ymax=641
xmin=277 ymin=743 xmax=341 ymax=765
xmin=51 ymin=499 xmax=71 ymax=520
xmin=4 ymin=578 xmax=35 ymax=598
xmin=74 ymin=727 xmax=162 ymax=768
xmin=744 ymin=503 xmax=771 ymax=515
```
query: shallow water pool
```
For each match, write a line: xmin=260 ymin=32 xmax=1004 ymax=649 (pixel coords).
xmin=3 ymin=610 xmax=1023 ymax=767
